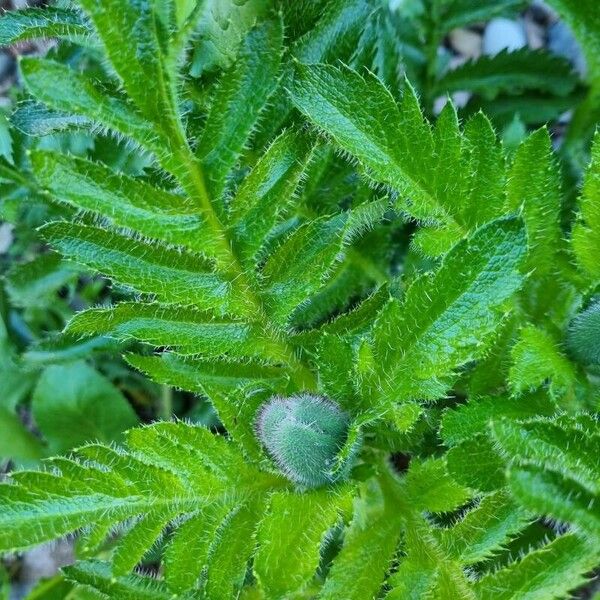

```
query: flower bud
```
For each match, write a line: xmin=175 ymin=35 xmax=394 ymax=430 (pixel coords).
xmin=566 ymin=300 xmax=600 ymax=365
xmin=256 ymin=394 xmax=351 ymax=488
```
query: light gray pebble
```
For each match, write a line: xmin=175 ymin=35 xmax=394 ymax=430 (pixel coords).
xmin=548 ymin=21 xmax=586 ymax=76
xmin=483 ymin=18 xmax=527 ymax=56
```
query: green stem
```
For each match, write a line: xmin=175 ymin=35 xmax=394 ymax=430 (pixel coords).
xmin=159 ymin=384 xmax=173 ymax=420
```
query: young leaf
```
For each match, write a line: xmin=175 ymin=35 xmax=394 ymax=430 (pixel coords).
xmin=197 ymin=17 xmax=283 ymax=201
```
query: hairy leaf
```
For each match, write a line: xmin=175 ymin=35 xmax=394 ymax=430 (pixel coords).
xmin=372 ymin=218 xmax=526 ymax=403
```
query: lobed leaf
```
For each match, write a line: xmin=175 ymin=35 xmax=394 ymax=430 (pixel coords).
xmin=371 ymin=217 xmax=526 ymax=403
xmin=31 ymin=151 xmax=224 ymax=260
xmin=67 ymin=303 xmax=284 ymax=363
xmin=41 ymin=223 xmax=242 ymax=315
xmin=197 ymin=17 xmax=283 ymax=201
xmin=473 ymin=534 xmax=599 ymax=600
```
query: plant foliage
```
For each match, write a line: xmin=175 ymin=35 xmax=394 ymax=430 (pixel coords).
xmin=0 ymin=0 xmax=599 ymax=598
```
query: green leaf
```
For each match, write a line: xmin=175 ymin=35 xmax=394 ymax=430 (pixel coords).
xmin=255 ymin=489 xmax=348 ymax=598
xmin=509 ymin=326 xmax=577 ymax=396
xmin=205 ymin=499 xmax=265 ymax=600
xmin=5 ymin=253 xmax=77 ymax=308
xmin=126 ymin=353 xmax=287 ymax=394
xmin=41 ymin=223 xmax=243 ymax=316
xmin=263 ymin=201 xmax=387 ymax=324
xmin=446 ymin=435 xmax=505 ymax=492
xmin=22 ymin=335 xmax=120 ymax=367
xmin=459 ymin=112 xmax=505 ymax=227
xmin=473 ymin=534 xmax=599 ymax=600
xmin=316 ymin=334 xmax=357 ymax=407
xmin=229 ymin=130 xmax=313 ymax=265
xmin=572 ymin=133 xmax=600 ymax=283
xmin=506 ymin=128 xmax=562 ymax=276
xmin=387 ymin=516 xmax=475 ymax=600
xmin=197 ymin=17 xmax=283 ymax=201
xmin=372 ymin=218 xmax=526 ymax=403
xmin=126 ymin=352 xmax=287 ymax=459
xmin=255 ymin=0 xmax=375 ymax=144
xmin=11 ymin=101 xmax=89 ymax=136
xmin=0 ymin=422 xmax=277 ymax=554
xmin=0 ymin=7 xmax=91 ymax=45
xmin=66 ymin=303 xmax=285 ymax=363
xmin=438 ymin=491 xmax=531 ymax=565
xmin=491 ymin=418 xmax=600 ymax=495
xmin=435 ymin=50 xmax=578 ymax=99
xmin=190 ymin=0 xmax=270 ymax=77
xmin=32 ymin=361 xmax=138 ymax=453
xmin=441 ymin=392 xmax=556 ymax=446
xmin=291 ymin=0 xmax=376 ymax=64
xmin=405 ymin=458 xmax=470 ymax=513
xmin=77 ymin=0 xmax=176 ymax=128
xmin=0 ymin=407 xmax=44 ymax=462
xmin=31 ymin=151 xmax=223 ymax=260
xmin=64 ymin=560 xmax=191 ymax=600
xmin=19 ymin=58 xmax=160 ymax=155
xmin=507 ymin=466 xmax=600 ymax=541
xmin=464 ymin=90 xmax=583 ymax=127
xmin=319 ymin=485 xmax=402 ymax=600
xmin=291 ymin=64 xmax=464 ymax=229
xmin=112 ymin=510 xmax=173 ymax=576
xmin=163 ymin=504 xmax=231 ymax=593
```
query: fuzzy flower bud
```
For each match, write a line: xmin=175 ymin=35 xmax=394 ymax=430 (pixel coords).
xmin=256 ymin=394 xmax=351 ymax=488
